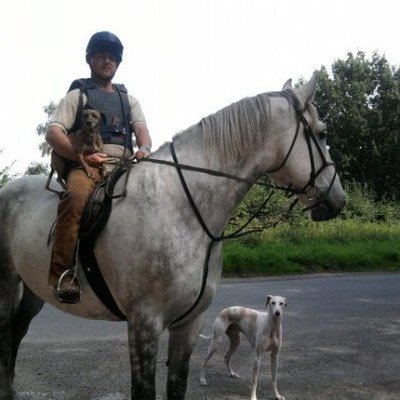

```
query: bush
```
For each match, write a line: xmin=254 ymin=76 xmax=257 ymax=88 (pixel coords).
xmin=341 ymin=181 xmax=400 ymax=222
xmin=228 ymin=180 xmax=400 ymax=237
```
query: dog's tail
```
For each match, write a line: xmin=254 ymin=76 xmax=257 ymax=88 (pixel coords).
xmin=199 ymin=334 xmax=212 ymax=340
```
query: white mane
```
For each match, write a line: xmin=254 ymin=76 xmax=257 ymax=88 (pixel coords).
xmin=201 ymin=93 xmax=273 ymax=166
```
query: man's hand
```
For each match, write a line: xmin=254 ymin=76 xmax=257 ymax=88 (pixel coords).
xmin=133 ymin=122 xmax=152 ymax=160
xmin=135 ymin=148 xmax=151 ymax=160
xmin=85 ymin=152 xmax=109 ymax=166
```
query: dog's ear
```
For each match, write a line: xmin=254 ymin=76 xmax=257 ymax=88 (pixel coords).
xmin=266 ymin=295 xmax=272 ymax=305
xmin=283 ymin=298 xmax=287 ymax=307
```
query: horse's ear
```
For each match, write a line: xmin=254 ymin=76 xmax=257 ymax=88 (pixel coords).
xmin=295 ymin=71 xmax=318 ymax=109
xmin=282 ymin=79 xmax=293 ymax=90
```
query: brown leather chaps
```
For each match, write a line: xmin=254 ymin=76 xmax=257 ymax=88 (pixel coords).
xmin=48 ymin=166 xmax=102 ymax=285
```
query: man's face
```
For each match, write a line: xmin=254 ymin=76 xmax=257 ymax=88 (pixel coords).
xmin=88 ymin=52 xmax=118 ymax=81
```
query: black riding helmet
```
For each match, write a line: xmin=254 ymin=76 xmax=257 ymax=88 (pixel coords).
xmin=86 ymin=31 xmax=124 ymax=64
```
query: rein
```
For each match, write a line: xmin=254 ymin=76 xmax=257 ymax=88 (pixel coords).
xmin=139 ymin=153 xmax=302 ymax=195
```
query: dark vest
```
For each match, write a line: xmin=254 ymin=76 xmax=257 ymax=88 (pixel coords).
xmin=68 ymin=78 xmax=133 ymax=152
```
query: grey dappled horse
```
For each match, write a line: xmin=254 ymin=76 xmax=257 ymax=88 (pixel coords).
xmin=0 ymin=73 xmax=345 ymax=400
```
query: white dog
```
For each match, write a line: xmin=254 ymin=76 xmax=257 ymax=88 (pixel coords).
xmin=199 ymin=295 xmax=287 ymax=400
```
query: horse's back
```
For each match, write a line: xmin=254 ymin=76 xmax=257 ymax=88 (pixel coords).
xmin=1 ymin=174 xmax=56 ymax=207
xmin=1 ymin=175 xmax=58 ymax=235
xmin=0 ymin=175 xmax=57 ymax=280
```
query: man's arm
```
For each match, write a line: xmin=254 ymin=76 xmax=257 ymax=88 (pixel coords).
xmin=46 ymin=125 xmax=78 ymax=161
xmin=133 ymin=122 xmax=152 ymax=160
xmin=46 ymin=126 xmax=107 ymax=165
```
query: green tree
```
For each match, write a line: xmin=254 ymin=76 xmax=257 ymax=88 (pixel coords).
xmin=0 ymin=151 xmax=15 ymax=188
xmin=315 ymin=52 xmax=400 ymax=200
xmin=0 ymin=165 xmax=13 ymax=188
xmin=24 ymin=162 xmax=49 ymax=176
xmin=36 ymin=102 xmax=57 ymax=157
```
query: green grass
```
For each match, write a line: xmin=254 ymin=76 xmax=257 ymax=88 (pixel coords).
xmin=222 ymin=220 xmax=400 ymax=276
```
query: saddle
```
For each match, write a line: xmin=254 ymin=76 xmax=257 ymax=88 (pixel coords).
xmin=79 ymin=163 xmax=128 ymax=239
xmin=77 ymin=163 xmax=131 ymax=320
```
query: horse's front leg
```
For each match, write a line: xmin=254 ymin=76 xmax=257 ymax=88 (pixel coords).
xmin=166 ymin=314 xmax=204 ymax=400
xmin=127 ymin=314 xmax=163 ymax=400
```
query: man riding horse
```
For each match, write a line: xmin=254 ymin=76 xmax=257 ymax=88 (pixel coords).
xmin=46 ymin=31 xmax=152 ymax=304
xmin=0 ymin=69 xmax=345 ymax=399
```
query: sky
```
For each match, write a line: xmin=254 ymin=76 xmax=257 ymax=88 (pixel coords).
xmin=1 ymin=0 xmax=400 ymax=173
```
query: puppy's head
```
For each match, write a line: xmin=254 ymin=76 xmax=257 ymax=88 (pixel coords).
xmin=266 ymin=294 xmax=287 ymax=318
xmin=82 ymin=109 xmax=102 ymax=130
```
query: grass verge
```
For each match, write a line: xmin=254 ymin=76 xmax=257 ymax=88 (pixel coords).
xmin=222 ymin=220 xmax=400 ymax=276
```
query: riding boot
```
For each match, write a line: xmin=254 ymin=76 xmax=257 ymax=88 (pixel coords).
xmin=49 ymin=167 xmax=101 ymax=302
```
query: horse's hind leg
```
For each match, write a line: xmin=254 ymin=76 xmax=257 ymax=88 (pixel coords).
xmin=224 ymin=323 xmax=241 ymax=379
xmin=0 ymin=273 xmax=21 ymax=400
xmin=167 ymin=315 xmax=204 ymax=400
xmin=10 ymin=283 xmax=44 ymax=375
xmin=0 ymin=278 xmax=44 ymax=400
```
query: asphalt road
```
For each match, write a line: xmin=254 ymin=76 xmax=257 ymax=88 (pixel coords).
xmin=14 ymin=273 xmax=400 ymax=400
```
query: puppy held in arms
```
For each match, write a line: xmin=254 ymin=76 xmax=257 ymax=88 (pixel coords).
xmin=70 ymin=109 xmax=105 ymax=180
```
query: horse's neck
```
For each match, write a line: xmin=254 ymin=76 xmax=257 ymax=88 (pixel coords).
xmin=169 ymin=127 xmax=257 ymax=236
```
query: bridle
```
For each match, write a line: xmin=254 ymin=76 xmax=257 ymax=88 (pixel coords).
xmin=136 ymin=89 xmax=339 ymax=325
xmin=275 ymin=90 xmax=337 ymax=212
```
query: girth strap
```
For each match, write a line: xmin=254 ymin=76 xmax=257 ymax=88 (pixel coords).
xmin=79 ymin=237 xmax=127 ymax=321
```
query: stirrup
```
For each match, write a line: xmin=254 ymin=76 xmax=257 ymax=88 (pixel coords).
xmin=54 ymin=269 xmax=81 ymax=304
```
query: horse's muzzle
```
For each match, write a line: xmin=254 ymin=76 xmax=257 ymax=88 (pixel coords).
xmin=310 ymin=197 xmax=345 ymax=221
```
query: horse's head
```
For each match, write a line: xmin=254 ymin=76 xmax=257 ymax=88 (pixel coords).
xmin=267 ymin=72 xmax=345 ymax=221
